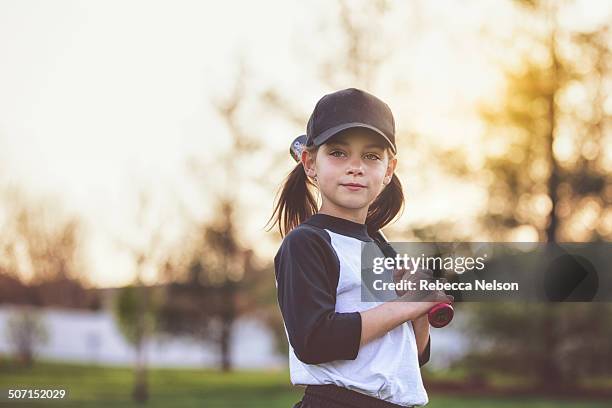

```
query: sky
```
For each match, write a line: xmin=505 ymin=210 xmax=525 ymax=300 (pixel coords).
xmin=1 ymin=0 xmax=610 ymax=287
xmin=1 ymin=0 xmax=300 ymax=286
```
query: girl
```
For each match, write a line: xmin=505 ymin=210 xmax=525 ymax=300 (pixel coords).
xmin=268 ymin=88 xmax=452 ymax=408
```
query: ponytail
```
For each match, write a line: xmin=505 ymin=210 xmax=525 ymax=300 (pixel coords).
xmin=267 ymin=147 xmax=404 ymax=238
xmin=266 ymin=149 xmax=319 ymax=237
xmin=365 ymin=173 xmax=404 ymax=237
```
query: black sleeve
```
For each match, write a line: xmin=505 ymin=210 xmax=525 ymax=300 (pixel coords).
xmin=418 ymin=336 xmax=431 ymax=367
xmin=274 ymin=226 xmax=362 ymax=365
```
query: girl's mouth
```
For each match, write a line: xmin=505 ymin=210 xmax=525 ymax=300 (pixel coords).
xmin=341 ymin=183 xmax=366 ymax=191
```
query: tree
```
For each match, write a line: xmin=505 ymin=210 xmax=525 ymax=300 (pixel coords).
xmin=113 ymin=190 xmax=168 ymax=402
xmin=157 ymin=202 xmax=289 ymax=363
xmin=157 ymin=67 xmax=273 ymax=371
xmin=5 ymin=306 xmax=49 ymax=367
xmin=156 ymin=202 xmax=263 ymax=371
xmin=113 ymin=284 xmax=161 ymax=402
xmin=478 ymin=0 xmax=612 ymax=242
xmin=462 ymin=0 xmax=612 ymax=387
xmin=0 ymin=186 xmax=95 ymax=309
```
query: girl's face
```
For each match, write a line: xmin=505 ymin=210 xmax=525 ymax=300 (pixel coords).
xmin=302 ymin=128 xmax=397 ymax=223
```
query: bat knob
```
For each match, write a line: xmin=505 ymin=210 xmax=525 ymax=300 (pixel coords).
xmin=428 ymin=303 xmax=454 ymax=328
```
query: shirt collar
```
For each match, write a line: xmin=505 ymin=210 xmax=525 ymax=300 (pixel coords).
xmin=304 ymin=213 xmax=373 ymax=242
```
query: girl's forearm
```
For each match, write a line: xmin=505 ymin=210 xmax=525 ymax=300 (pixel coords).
xmin=359 ymin=300 xmax=436 ymax=347
xmin=412 ymin=314 xmax=430 ymax=356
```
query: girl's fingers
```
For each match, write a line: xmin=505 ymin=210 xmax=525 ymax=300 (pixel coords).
xmin=429 ymin=290 xmax=450 ymax=303
xmin=393 ymin=269 xmax=455 ymax=305
xmin=421 ymin=290 xmax=453 ymax=304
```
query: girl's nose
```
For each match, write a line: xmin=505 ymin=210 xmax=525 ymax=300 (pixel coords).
xmin=346 ymin=158 xmax=364 ymax=175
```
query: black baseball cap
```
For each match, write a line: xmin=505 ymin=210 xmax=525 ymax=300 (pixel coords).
xmin=306 ymin=88 xmax=396 ymax=154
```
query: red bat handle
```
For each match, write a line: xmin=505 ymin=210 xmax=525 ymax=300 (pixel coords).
xmin=428 ymin=303 xmax=454 ymax=328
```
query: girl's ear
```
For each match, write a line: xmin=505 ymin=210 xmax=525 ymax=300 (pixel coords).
xmin=301 ymin=149 xmax=317 ymax=178
xmin=384 ymin=156 xmax=397 ymax=185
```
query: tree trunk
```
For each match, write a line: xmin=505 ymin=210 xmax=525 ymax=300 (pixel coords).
xmin=220 ymin=318 xmax=232 ymax=372
xmin=132 ymin=285 xmax=149 ymax=403
xmin=132 ymin=338 xmax=148 ymax=403
xmin=540 ymin=16 xmax=563 ymax=389
xmin=539 ymin=307 xmax=563 ymax=388
xmin=18 ymin=347 xmax=33 ymax=368
xmin=545 ymin=25 xmax=560 ymax=245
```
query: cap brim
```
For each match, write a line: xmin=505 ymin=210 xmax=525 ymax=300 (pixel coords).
xmin=312 ymin=122 xmax=396 ymax=154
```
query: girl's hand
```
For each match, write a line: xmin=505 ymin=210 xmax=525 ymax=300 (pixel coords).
xmin=392 ymin=299 xmax=439 ymax=321
xmin=393 ymin=267 xmax=447 ymax=300
xmin=392 ymin=268 xmax=453 ymax=321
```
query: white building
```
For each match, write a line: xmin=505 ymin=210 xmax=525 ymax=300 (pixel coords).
xmin=0 ymin=305 xmax=285 ymax=369
xmin=0 ymin=304 xmax=468 ymax=369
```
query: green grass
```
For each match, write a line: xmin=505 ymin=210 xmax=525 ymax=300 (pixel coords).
xmin=0 ymin=360 xmax=609 ymax=408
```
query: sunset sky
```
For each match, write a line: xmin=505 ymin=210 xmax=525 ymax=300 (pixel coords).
xmin=1 ymin=0 xmax=610 ymax=287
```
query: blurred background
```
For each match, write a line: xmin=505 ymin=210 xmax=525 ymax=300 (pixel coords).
xmin=1 ymin=0 xmax=612 ymax=407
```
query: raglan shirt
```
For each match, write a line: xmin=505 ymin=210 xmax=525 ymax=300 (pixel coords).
xmin=274 ymin=213 xmax=431 ymax=407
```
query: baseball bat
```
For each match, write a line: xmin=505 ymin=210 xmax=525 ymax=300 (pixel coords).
xmin=289 ymin=134 xmax=454 ymax=328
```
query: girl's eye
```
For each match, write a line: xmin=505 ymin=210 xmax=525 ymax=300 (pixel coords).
xmin=329 ymin=151 xmax=380 ymax=160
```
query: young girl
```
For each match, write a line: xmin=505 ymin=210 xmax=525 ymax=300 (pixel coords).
xmin=268 ymin=88 xmax=452 ymax=408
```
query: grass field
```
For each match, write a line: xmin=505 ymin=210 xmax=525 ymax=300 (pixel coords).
xmin=1 ymin=360 xmax=610 ymax=408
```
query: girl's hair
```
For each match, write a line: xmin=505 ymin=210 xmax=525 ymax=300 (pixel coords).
xmin=266 ymin=145 xmax=404 ymax=238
